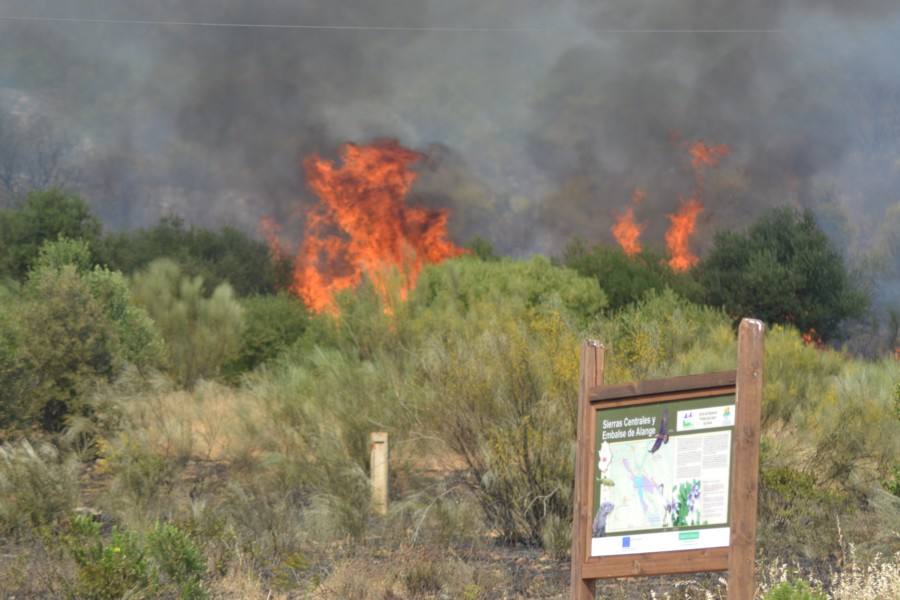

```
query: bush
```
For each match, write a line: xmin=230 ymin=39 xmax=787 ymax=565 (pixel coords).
xmin=0 ymin=441 xmax=79 ymax=534
xmin=762 ymin=580 xmax=827 ymax=600
xmin=63 ymin=516 xmax=206 ymax=600
xmin=419 ymin=305 xmax=580 ymax=544
xmin=698 ymin=207 xmax=868 ymax=341
xmin=147 ymin=522 xmax=207 ymax=600
xmin=224 ymin=293 xmax=308 ymax=378
xmin=132 ymin=259 xmax=243 ymax=388
xmin=758 ymin=466 xmax=849 ymax=560
xmin=6 ymin=239 xmax=164 ymax=430
xmin=410 ymin=255 xmax=607 ymax=327
xmin=16 ymin=264 xmax=121 ymax=430
xmin=595 ymin=288 xmax=733 ymax=383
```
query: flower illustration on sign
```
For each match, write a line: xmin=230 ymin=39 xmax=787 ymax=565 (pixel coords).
xmin=597 ymin=441 xmax=615 ymax=488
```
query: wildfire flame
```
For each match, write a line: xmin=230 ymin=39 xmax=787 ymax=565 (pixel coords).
xmin=688 ymin=140 xmax=730 ymax=172
xmin=268 ymin=141 xmax=466 ymax=314
xmin=611 ymin=188 xmax=645 ymax=256
xmin=665 ymin=199 xmax=704 ymax=272
xmin=662 ymin=140 xmax=730 ymax=271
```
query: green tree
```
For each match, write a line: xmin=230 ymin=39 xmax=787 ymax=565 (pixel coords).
xmin=0 ymin=189 xmax=101 ymax=280
xmin=98 ymin=216 xmax=291 ymax=296
xmin=132 ymin=259 xmax=243 ymax=388
xmin=698 ymin=208 xmax=868 ymax=341
xmin=561 ymin=240 xmax=702 ymax=310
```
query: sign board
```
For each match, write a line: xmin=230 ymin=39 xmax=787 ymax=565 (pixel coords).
xmin=570 ymin=319 xmax=764 ymax=600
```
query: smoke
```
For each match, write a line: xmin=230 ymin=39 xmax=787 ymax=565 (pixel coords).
xmin=0 ymin=1 xmax=898 ymax=299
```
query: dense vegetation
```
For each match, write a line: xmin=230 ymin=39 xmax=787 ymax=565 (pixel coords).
xmin=0 ymin=190 xmax=897 ymax=599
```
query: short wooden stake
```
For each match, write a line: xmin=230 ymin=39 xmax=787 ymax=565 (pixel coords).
xmin=370 ymin=432 xmax=389 ymax=515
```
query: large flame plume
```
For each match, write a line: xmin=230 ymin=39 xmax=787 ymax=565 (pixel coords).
xmin=267 ymin=141 xmax=467 ymax=314
xmin=611 ymin=188 xmax=645 ymax=256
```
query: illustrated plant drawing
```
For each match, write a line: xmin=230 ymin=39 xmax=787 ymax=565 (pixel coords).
xmin=665 ymin=480 xmax=703 ymax=529
xmin=1 ymin=2 xmax=900 ymax=598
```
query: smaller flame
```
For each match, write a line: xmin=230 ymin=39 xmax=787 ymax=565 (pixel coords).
xmin=665 ymin=199 xmax=703 ymax=272
xmin=611 ymin=188 xmax=645 ymax=256
xmin=802 ymin=329 xmax=826 ymax=350
xmin=688 ymin=140 xmax=730 ymax=172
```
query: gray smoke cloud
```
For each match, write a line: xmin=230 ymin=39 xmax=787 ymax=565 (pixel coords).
xmin=0 ymin=1 xmax=898 ymax=306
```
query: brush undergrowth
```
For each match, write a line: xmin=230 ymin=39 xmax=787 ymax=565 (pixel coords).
xmin=1 ymin=257 xmax=898 ymax=598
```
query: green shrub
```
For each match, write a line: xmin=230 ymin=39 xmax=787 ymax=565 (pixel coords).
xmin=7 ymin=239 xmax=163 ymax=430
xmin=65 ymin=516 xmax=152 ymax=600
xmin=16 ymin=264 xmax=120 ymax=430
xmin=224 ymin=293 xmax=308 ymax=378
xmin=147 ymin=522 xmax=207 ymax=600
xmin=758 ymin=466 xmax=849 ymax=559
xmin=595 ymin=288 xmax=733 ymax=383
xmin=132 ymin=259 xmax=243 ymax=388
xmin=64 ymin=516 xmax=206 ymax=599
xmin=762 ymin=580 xmax=827 ymax=600
xmin=419 ymin=305 xmax=579 ymax=544
xmin=410 ymin=255 xmax=607 ymax=327
xmin=561 ymin=239 xmax=701 ymax=310
xmin=0 ymin=441 xmax=78 ymax=534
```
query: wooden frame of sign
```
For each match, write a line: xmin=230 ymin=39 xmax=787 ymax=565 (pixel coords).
xmin=570 ymin=318 xmax=764 ymax=600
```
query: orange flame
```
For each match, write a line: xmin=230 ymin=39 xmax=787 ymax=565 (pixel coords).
xmin=802 ymin=329 xmax=826 ymax=350
xmin=688 ymin=140 xmax=730 ymax=172
xmin=662 ymin=140 xmax=730 ymax=271
xmin=271 ymin=141 xmax=466 ymax=314
xmin=611 ymin=188 xmax=645 ymax=256
xmin=665 ymin=198 xmax=703 ymax=272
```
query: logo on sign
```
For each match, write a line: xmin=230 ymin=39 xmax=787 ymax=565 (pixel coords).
xmin=622 ymin=537 xmax=631 ymax=548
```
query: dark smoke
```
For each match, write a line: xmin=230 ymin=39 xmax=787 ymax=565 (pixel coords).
xmin=0 ymin=1 xmax=898 ymax=317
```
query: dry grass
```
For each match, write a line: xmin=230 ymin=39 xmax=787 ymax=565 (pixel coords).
xmin=832 ymin=549 xmax=900 ymax=599
xmin=110 ymin=380 xmax=267 ymax=464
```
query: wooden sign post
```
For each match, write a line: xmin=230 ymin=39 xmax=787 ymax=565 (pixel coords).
xmin=570 ymin=319 xmax=764 ymax=600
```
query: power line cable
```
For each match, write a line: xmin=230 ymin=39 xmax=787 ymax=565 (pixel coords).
xmin=0 ymin=15 xmax=805 ymax=34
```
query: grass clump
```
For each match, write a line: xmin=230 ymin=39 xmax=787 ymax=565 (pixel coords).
xmin=762 ymin=580 xmax=828 ymax=600
xmin=0 ymin=440 xmax=78 ymax=534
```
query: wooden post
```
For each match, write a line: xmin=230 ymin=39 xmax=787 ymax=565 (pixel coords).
xmin=727 ymin=319 xmax=765 ymax=600
xmin=370 ymin=431 xmax=389 ymax=515
xmin=570 ymin=341 xmax=605 ymax=600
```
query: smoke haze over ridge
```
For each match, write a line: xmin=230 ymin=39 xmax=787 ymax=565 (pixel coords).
xmin=1 ymin=0 xmax=899 ymax=303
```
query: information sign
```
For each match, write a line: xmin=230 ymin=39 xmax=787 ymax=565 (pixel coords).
xmin=569 ymin=318 xmax=764 ymax=600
